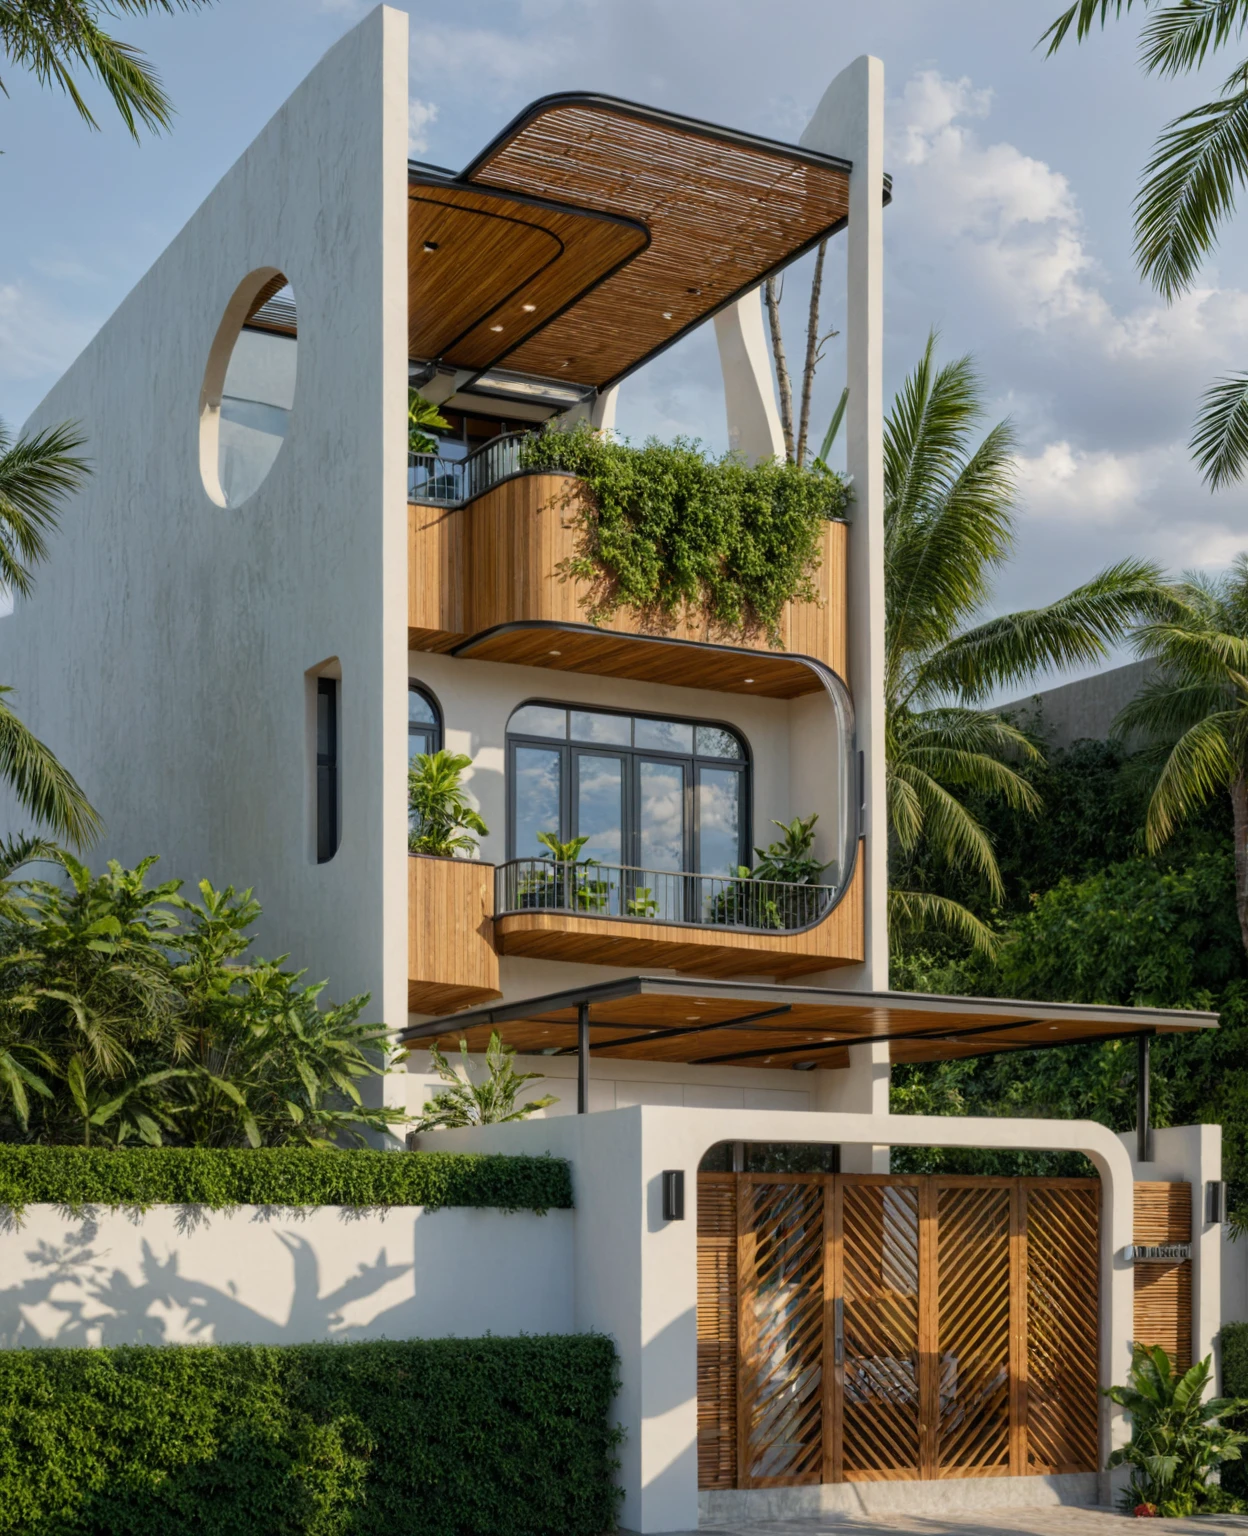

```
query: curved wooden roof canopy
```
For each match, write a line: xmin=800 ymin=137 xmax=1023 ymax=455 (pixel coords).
xmin=409 ymin=94 xmax=856 ymax=392
xmin=400 ymin=976 xmax=1216 ymax=1071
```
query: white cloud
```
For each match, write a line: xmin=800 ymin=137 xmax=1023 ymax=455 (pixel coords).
xmin=408 ymin=98 xmax=439 ymax=157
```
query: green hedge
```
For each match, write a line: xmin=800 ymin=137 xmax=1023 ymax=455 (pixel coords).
xmin=0 ymin=1146 xmax=572 ymax=1216
xmin=1220 ymin=1322 xmax=1248 ymax=1500
xmin=0 ymin=1336 xmax=620 ymax=1535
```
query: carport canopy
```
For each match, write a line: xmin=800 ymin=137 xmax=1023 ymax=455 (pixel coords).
xmin=399 ymin=973 xmax=1216 ymax=1073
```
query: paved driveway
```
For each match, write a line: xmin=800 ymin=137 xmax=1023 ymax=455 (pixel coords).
xmin=690 ymin=1510 xmax=1248 ymax=1536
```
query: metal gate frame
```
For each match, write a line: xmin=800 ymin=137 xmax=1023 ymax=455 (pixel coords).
xmin=696 ymin=1171 xmax=1101 ymax=1490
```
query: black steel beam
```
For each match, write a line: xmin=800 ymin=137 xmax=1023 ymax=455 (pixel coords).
xmin=1138 ymin=1031 xmax=1153 ymax=1164
xmin=577 ymin=1002 xmax=590 ymax=1115
xmin=555 ymin=1005 xmax=794 ymax=1057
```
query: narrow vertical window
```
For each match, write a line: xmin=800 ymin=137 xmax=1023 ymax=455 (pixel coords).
xmin=316 ymin=677 xmax=339 ymax=862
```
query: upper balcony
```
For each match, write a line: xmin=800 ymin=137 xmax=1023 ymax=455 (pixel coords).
xmin=407 ymin=438 xmax=848 ymax=697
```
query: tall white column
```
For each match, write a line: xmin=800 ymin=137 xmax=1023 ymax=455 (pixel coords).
xmin=713 ymin=290 xmax=785 ymax=462
xmin=801 ymin=56 xmax=888 ymax=995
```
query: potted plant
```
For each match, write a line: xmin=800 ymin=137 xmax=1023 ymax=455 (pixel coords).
xmin=519 ymin=832 xmax=610 ymax=913
xmin=707 ymin=814 xmax=831 ymax=930
xmin=408 ymin=750 xmax=487 ymax=857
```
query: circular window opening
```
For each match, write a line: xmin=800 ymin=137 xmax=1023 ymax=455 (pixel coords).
xmin=199 ymin=269 xmax=297 ymax=507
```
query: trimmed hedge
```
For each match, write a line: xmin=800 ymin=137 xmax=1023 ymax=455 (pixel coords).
xmin=0 ymin=1146 xmax=572 ymax=1216
xmin=0 ymin=1336 xmax=621 ymax=1535
xmin=1220 ymin=1322 xmax=1248 ymax=1499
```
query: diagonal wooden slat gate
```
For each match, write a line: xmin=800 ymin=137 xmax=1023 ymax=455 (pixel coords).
xmin=697 ymin=1172 xmax=1100 ymax=1490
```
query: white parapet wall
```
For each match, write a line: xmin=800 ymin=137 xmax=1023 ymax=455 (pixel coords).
xmin=0 ymin=1204 xmax=573 ymax=1349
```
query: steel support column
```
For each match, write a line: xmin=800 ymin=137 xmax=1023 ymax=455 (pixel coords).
xmin=577 ymin=1002 xmax=590 ymax=1114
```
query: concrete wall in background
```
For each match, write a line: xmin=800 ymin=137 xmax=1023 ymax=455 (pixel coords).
xmin=1001 ymin=660 xmax=1156 ymax=752
xmin=0 ymin=1204 xmax=572 ymax=1348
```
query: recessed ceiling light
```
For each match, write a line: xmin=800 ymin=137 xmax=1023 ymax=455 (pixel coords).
xmin=686 ymin=1015 xmax=700 ymax=1021
xmin=521 ymin=303 xmax=536 ymax=312
xmin=548 ymin=649 xmax=561 ymax=657
xmin=662 ymin=311 xmax=673 ymax=320
xmin=423 ymin=241 xmax=439 ymax=253
xmin=743 ymin=678 xmax=754 ymax=685
xmin=764 ymin=1057 xmax=773 ymax=1064
xmin=490 ymin=324 xmax=504 ymax=332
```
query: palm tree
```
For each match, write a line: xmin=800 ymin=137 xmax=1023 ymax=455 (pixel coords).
xmin=1115 ymin=557 xmax=1248 ymax=955
xmin=1 ymin=0 xmax=213 ymax=141
xmin=886 ymin=334 xmax=1163 ymax=950
xmin=0 ymin=419 xmax=99 ymax=846
xmin=1042 ymin=0 xmax=1248 ymax=488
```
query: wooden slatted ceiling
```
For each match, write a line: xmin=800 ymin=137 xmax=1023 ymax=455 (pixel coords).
xmin=454 ymin=623 xmax=822 ymax=699
xmin=408 ymin=180 xmax=647 ymax=370
xmin=399 ymin=979 xmax=1215 ymax=1070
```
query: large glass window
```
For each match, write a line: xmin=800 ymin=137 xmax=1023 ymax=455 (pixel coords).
xmin=506 ymin=703 xmax=749 ymax=879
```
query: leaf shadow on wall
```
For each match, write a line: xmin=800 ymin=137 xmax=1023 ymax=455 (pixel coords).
xmin=0 ymin=1216 xmax=413 ymax=1347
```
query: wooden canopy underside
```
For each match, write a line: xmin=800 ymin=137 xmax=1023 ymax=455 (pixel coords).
xmin=409 ymin=95 xmax=853 ymax=390
xmin=399 ymin=977 xmax=1216 ymax=1070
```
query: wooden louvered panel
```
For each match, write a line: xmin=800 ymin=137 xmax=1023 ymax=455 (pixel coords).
xmin=1134 ymin=1182 xmax=1192 ymax=1371
xmin=935 ymin=1182 xmax=1012 ymax=1477
xmin=1024 ymin=1183 xmax=1100 ymax=1474
xmin=697 ymin=1175 xmax=738 ymax=1491
xmin=839 ymin=1178 xmax=921 ymax=1481
xmin=737 ymin=1176 xmax=826 ymax=1487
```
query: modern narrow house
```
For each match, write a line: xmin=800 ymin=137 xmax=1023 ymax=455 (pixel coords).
xmin=1 ymin=8 xmax=1229 ymax=1532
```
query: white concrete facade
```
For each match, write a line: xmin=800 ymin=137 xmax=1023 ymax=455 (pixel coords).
xmin=0 ymin=7 xmax=412 ymax=1037
xmin=0 ymin=1203 xmax=572 ymax=1348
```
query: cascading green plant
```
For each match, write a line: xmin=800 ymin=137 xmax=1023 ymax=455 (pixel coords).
xmin=518 ymin=422 xmax=848 ymax=645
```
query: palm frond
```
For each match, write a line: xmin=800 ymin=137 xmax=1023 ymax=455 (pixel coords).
xmin=1191 ymin=370 xmax=1248 ymax=488
xmin=1040 ymin=0 xmax=1143 ymax=54
xmin=1134 ymin=65 xmax=1248 ymax=298
xmin=0 ymin=689 xmax=100 ymax=847
xmin=893 ymin=760 xmax=1006 ymax=898
xmin=0 ymin=833 xmax=60 ymax=881
xmin=1116 ymin=673 xmax=1241 ymax=741
xmin=1145 ymin=708 xmax=1240 ymax=847
xmin=0 ymin=420 xmax=88 ymax=598
xmin=889 ymin=886 xmax=1000 ymax=955
xmin=919 ymin=559 xmax=1165 ymax=702
xmin=1139 ymin=1 xmax=1248 ymax=77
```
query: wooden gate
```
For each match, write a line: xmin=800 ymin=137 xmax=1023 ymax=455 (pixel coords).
xmin=697 ymin=1172 xmax=1100 ymax=1490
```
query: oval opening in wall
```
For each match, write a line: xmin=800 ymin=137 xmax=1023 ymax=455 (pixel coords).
xmin=199 ymin=269 xmax=297 ymax=507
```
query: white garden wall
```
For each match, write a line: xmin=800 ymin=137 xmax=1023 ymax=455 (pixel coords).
xmin=0 ymin=1204 xmax=572 ymax=1349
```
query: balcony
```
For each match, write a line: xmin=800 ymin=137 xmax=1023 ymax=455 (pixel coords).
xmin=491 ymin=850 xmax=864 ymax=979
xmin=408 ymin=441 xmax=847 ymax=698
xmin=408 ymin=854 xmax=501 ymax=1015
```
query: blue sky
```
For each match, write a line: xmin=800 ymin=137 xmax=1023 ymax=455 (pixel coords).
xmin=4 ymin=0 xmax=1247 ymax=650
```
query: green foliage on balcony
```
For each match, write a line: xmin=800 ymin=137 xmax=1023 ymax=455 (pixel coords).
xmin=519 ymin=423 xmax=848 ymax=644
xmin=0 ymin=1336 xmax=620 ymax=1535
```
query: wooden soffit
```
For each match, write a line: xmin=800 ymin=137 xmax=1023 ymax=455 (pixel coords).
xmin=399 ymin=976 xmax=1216 ymax=1072
xmin=408 ymin=180 xmax=647 ymax=371
xmin=410 ymin=93 xmax=857 ymax=390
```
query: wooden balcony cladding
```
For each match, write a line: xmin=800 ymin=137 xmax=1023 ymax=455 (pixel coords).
xmin=408 ymin=855 xmax=502 ymax=1015
xmin=492 ymin=842 xmax=864 ymax=979
xmin=409 ymin=474 xmax=847 ymax=697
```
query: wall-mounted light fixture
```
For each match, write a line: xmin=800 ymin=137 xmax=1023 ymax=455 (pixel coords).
xmin=1208 ymin=1179 xmax=1228 ymax=1224
xmin=662 ymin=1169 xmax=685 ymax=1222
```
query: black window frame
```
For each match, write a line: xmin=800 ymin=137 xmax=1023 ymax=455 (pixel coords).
xmin=504 ymin=700 xmax=751 ymax=875
xmin=408 ymin=682 xmax=444 ymax=761
xmin=316 ymin=676 xmax=339 ymax=864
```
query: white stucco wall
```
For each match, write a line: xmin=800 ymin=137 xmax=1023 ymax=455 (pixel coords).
xmin=0 ymin=1203 xmax=572 ymax=1348
xmin=432 ymin=1106 xmax=1138 ymax=1535
xmin=0 ymin=8 xmax=411 ymax=1038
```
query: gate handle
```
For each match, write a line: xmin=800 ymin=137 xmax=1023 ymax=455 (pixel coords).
xmin=834 ymin=1296 xmax=844 ymax=1366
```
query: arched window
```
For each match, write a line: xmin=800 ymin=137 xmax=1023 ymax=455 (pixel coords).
xmin=505 ymin=702 xmax=749 ymax=878
xmin=408 ymin=684 xmax=443 ymax=761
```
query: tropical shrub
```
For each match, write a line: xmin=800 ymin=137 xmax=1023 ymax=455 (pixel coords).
xmin=0 ymin=1336 xmax=621 ymax=1536
xmin=1106 ymin=1345 xmax=1247 ymax=1517
xmin=408 ymin=749 xmax=487 ymax=857
xmin=0 ymin=853 xmax=402 ymax=1147
xmin=412 ymin=1031 xmax=557 ymax=1132
xmin=519 ymin=422 xmax=848 ymax=644
xmin=713 ymin=814 xmax=831 ymax=930
xmin=407 ymin=388 xmax=450 ymax=455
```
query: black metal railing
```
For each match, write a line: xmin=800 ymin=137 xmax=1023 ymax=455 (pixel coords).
xmin=408 ymin=431 xmax=530 ymax=506
xmin=496 ymin=858 xmax=837 ymax=932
